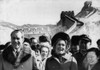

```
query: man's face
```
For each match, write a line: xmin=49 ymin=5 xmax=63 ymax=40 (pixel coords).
xmin=11 ymin=32 xmax=24 ymax=49
xmin=71 ymin=45 xmax=79 ymax=52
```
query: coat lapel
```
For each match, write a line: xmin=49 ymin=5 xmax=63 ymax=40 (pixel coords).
xmin=2 ymin=45 xmax=31 ymax=68
xmin=2 ymin=46 xmax=16 ymax=65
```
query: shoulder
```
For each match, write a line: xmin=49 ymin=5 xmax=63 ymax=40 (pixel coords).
xmin=71 ymin=56 xmax=77 ymax=64
xmin=46 ymin=56 xmax=55 ymax=63
xmin=3 ymin=45 xmax=13 ymax=52
xmin=2 ymin=45 xmax=13 ymax=57
xmin=47 ymin=56 xmax=54 ymax=61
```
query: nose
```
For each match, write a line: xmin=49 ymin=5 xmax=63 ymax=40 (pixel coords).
xmin=59 ymin=44 xmax=64 ymax=48
xmin=88 ymin=57 xmax=92 ymax=60
xmin=14 ymin=39 xmax=19 ymax=43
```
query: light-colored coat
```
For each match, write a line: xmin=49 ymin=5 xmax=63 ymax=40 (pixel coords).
xmin=0 ymin=54 xmax=33 ymax=70
xmin=0 ymin=45 xmax=38 ymax=70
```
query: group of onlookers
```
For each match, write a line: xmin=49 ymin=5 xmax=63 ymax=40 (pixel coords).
xmin=0 ymin=29 xmax=100 ymax=70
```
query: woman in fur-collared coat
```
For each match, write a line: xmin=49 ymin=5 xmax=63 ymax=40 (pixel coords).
xmin=45 ymin=32 xmax=78 ymax=70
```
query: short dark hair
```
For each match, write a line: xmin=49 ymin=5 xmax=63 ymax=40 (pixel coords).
xmin=86 ymin=48 xmax=100 ymax=57
xmin=11 ymin=29 xmax=24 ymax=37
xmin=24 ymin=38 xmax=31 ymax=45
xmin=39 ymin=35 xmax=50 ymax=43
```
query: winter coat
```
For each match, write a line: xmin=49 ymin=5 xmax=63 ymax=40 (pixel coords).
xmin=39 ymin=58 xmax=48 ymax=70
xmin=0 ymin=45 xmax=39 ymax=70
xmin=45 ymin=52 xmax=78 ymax=70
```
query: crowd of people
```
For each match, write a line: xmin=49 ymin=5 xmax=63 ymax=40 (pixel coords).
xmin=0 ymin=29 xmax=100 ymax=70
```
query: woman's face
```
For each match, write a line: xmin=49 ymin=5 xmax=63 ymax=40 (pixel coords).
xmin=41 ymin=47 xmax=49 ymax=59
xmin=55 ymin=40 xmax=67 ymax=55
xmin=87 ymin=51 xmax=98 ymax=65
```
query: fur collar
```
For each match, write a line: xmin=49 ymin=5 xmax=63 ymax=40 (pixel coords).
xmin=2 ymin=45 xmax=31 ymax=67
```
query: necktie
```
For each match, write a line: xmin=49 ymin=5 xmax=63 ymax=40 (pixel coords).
xmin=15 ymin=50 xmax=19 ymax=57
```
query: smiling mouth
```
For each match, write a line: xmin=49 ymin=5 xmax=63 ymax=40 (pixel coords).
xmin=88 ymin=60 xmax=95 ymax=63
xmin=58 ymin=48 xmax=64 ymax=51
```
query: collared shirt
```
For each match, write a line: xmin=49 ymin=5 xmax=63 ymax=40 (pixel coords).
xmin=13 ymin=47 xmax=22 ymax=57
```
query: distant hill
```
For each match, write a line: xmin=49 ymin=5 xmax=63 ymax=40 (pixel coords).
xmin=0 ymin=21 xmax=18 ymax=29
xmin=0 ymin=21 xmax=60 ymax=44
xmin=0 ymin=8 xmax=84 ymax=44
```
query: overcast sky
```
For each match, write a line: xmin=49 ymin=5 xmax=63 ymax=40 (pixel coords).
xmin=0 ymin=0 xmax=100 ymax=26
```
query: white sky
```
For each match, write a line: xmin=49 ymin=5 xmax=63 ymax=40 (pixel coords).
xmin=0 ymin=0 xmax=100 ymax=26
